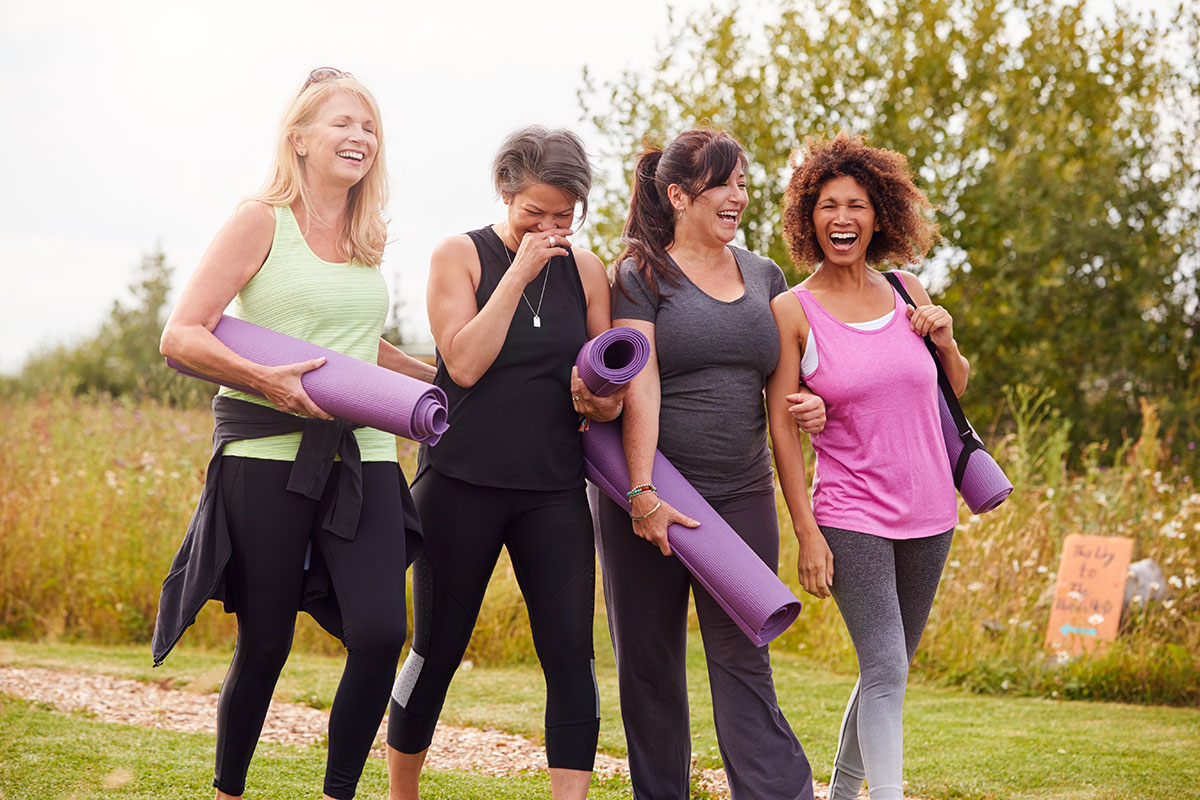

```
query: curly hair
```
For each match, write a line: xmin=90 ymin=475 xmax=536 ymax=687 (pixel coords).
xmin=782 ymin=132 xmax=938 ymax=270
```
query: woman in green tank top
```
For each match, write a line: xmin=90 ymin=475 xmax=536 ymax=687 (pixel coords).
xmin=157 ymin=68 xmax=433 ymax=800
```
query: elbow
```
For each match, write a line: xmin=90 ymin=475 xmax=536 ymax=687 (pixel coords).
xmin=159 ymin=324 xmax=181 ymax=362
xmin=444 ymin=362 xmax=479 ymax=389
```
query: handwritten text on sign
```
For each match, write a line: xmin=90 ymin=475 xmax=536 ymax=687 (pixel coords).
xmin=1044 ymin=535 xmax=1133 ymax=656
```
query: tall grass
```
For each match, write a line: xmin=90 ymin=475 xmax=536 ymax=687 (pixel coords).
xmin=1 ymin=390 xmax=1196 ymax=703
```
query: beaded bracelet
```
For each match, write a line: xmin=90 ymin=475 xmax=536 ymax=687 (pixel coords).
xmin=631 ymin=500 xmax=662 ymax=521
xmin=626 ymin=483 xmax=657 ymax=500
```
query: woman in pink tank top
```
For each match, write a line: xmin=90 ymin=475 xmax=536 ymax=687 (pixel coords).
xmin=766 ymin=133 xmax=971 ymax=800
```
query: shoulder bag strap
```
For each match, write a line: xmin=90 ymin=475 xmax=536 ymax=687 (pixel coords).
xmin=884 ymin=270 xmax=986 ymax=487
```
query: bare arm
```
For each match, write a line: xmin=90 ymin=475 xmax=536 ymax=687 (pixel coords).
xmin=428 ymin=227 xmax=572 ymax=388
xmin=377 ymin=339 xmax=436 ymax=382
xmin=159 ymin=202 xmax=331 ymax=419
xmin=898 ymin=270 xmax=970 ymax=397
xmin=766 ymin=292 xmax=833 ymax=598
xmin=614 ymin=317 xmax=699 ymax=556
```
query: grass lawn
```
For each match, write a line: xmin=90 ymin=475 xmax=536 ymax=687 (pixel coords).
xmin=2 ymin=628 xmax=1197 ymax=800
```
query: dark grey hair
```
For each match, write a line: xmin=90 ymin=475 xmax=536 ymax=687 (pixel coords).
xmin=492 ymin=126 xmax=592 ymax=221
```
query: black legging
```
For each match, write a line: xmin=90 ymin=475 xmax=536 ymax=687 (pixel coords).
xmin=215 ymin=457 xmax=408 ymax=799
xmin=386 ymin=468 xmax=599 ymax=770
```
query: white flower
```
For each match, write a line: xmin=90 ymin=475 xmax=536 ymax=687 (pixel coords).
xmin=967 ymin=581 xmax=984 ymax=592
xmin=1068 ymin=590 xmax=1083 ymax=600
xmin=1151 ymin=510 xmax=1164 ymax=521
xmin=1037 ymin=565 xmax=1049 ymax=574
xmin=1055 ymin=649 xmax=1072 ymax=664
xmin=1088 ymin=614 xmax=1104 ymax=625
xmin=949 ymin=560 xmax=961 ymax=568
xmin=1163 ymin=599 xmax=1176 ymax=610
xmin=1094 ymin=492 xmax=1108 ymax=506
xmin=459 ymin=660 xmax=474 ymax=671
xmin=1045 ymin=487 xmax=1056 ymax=499
xmin=968 ymin=514 xmax=982 ymax=524
xmin=1168 ymin=575 xmax=1183 ymax=589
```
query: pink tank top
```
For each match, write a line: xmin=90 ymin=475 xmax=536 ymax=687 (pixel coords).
xmin=793 ymin=283 xmax=958 ymax=539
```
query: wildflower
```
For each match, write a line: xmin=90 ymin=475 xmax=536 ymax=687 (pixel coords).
xmin=967 ymin=581 xmax=984 ymax=592
xmin=968 ymin=514 xmax=981 ymax=524
xmin=1088 ymin=614 xmax=1104 ymax=625
xmin=1055 ymin=649 xmax=1071 ymax=664
xmin=460 ymin=660 xmax=474 ymax=671
xmin=49 ymin=474 xmax=61 ymax=487
xmin=1186 ymin=575 xmax=1199 ymax=589
xmin=1001 ymin=680 xmax=1011 ymax=691
xmin=1163 ymin=599 xmax=1176 ymax=610
xmin=104 ymin=470 xmax=118 ymax=489
xmin=1068 ymin=590 xmax=1083 ymax=600
xmin=1012 ymin=559 xmax=1021 ymax=573
xmin=1045 ymin=487 xmax=1056 ymax=499
xmin=1094 ymin=491 xmax=1108 ymax=506
xmin=1151 ymin=510 xmax=1163 ymax=521
xmin=949 ymin=560 xmax=961 ymax=568
xmin=1037 ymin=565 xmax=1049 ymax=574
xmin=1168 ymin=575 xmax=1183 ymax=589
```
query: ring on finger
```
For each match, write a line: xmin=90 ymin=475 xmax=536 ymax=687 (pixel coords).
xmin=549 ymin=235 xmax=556 ymax=247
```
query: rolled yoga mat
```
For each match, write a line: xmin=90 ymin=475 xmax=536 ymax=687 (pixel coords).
xmin=574 ymin=329 xmax=802 ymax=647
xmin=938 ymin=391 xmax=1013 ymax=514
xmin=575 ymin=326 xmax=652 ymax=397
xmin=167 ymin=315 xmax=449 ymax=445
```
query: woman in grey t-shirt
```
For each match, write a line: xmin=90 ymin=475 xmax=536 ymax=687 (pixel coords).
xmin=595 ymin=129 xmax=822 ymax=800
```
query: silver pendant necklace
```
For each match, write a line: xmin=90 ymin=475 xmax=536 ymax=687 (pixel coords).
xmin=500 ymin=230 xmax=550 ymax=328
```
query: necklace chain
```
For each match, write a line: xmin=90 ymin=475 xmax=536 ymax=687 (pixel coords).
xmin=500 ymin=229 xmax=550 ymax=328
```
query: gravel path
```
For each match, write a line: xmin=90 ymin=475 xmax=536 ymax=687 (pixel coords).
xmin=0 ymin=664 xmax=902 ymax=798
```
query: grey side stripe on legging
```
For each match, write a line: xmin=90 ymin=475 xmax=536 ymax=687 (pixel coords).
xmin=391 ymin=650 xmax=425 ymax=707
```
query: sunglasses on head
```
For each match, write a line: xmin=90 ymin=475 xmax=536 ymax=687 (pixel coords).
xmin=299 ymin=67 xmax=353 ymax=95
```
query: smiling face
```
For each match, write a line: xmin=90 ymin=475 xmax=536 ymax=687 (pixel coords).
xmin=674 ymin=163 xmax=748 ymax=247
xmin=813 ymin=174 xmax=877 ymax=268
xmin=501 ymin=182 xmax=578 ymax=247
xmin=291 ymin=90 xmax=378 ymax=191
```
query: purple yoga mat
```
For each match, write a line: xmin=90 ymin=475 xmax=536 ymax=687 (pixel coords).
xmin=575 ymin=327 xmax=652 ymax=397
xmin=574 ymin=328 xmax=801 ymax=647
xmin=938 ymin=392 xmax=1012 ymax=513
xmin=581 ymin=422 xmax=802 ymax=647
xmin=167 ymin=315 xmax=449 ymax=445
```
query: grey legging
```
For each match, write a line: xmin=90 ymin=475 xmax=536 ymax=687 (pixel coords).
xmin=820 ymin=526 xmax=953 ymax=800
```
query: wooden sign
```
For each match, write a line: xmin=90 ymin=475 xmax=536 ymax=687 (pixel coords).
xmin=1044 ymin=534 xmax=1134 ymax=656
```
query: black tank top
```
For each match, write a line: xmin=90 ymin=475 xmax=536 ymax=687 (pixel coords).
xmin=419 ymin=226 xmax=589 ymax=490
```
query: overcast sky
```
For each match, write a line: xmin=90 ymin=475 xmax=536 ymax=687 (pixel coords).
xmin=0 ymin=0 xmax=1181 ymax=374
xmin=0 ymin=0 xmax=729 ymax=373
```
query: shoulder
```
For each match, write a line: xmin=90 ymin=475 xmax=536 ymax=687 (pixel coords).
xmin=892 ymin=268 xmax=933 ymax=305
xmin=431 ymin=233 xmax=480 ymax=264
xmin=612 ymin=257 xmax=647 ymax=289
xmin=731 ymin=246 xmax=786 ymax=289
xmin=731 ymin=245 xmax=782 ymax=274
xmin=573 ymin=246 xmax=608 ymax=285
xmin=227 ymin=201 xmax=277 ymax=240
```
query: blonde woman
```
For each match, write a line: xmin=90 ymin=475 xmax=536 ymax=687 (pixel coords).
xmin=154 ymin=68 xmax=433 ymax=800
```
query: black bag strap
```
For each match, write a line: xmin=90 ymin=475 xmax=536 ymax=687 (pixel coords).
xmin=884 ymin=270 xmax=985 ymax=488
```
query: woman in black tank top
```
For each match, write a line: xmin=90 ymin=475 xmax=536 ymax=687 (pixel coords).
xmin=385 ymin=127 xmax=625 ymax=800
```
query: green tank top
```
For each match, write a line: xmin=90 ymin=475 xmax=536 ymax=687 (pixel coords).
xmin=219 ymin=205 xmax=398 ymax=462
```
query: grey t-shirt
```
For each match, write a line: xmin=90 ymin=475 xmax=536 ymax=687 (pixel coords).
xmin=612 ymin=246 xmax=787 ymax=500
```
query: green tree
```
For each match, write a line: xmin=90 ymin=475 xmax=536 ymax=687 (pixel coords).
xmin=579 ymin=0 xmax=1200 ymax=455
xmin=11 ymin=247 xmax=212 ymax=406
